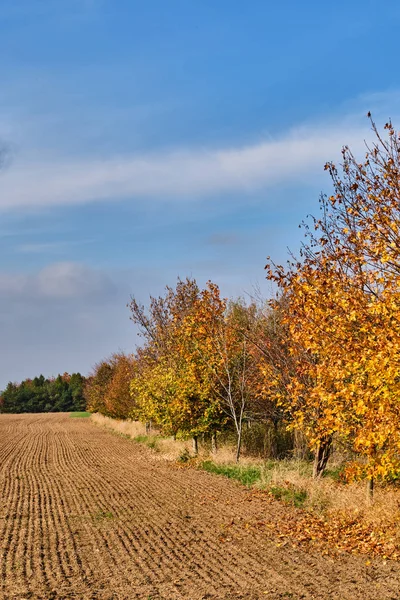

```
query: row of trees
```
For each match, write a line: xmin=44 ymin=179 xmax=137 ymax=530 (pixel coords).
xmin=84 ymin=282 xmax=287 ymax=461
xmin=0 ymin=373 xmax=86 ymax=413
xmin=84 ymin=117 xmax=400 ymax=490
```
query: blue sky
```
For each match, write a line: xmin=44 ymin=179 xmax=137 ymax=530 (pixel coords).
xmin=1 ymin=0 xmax=400 ymax=386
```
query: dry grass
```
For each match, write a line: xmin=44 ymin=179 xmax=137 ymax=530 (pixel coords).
xmin=91 ymin=413 xmax=147 ymax=438
xmin=255 ymin=458 xmax=400 ymax=542
xmin=90 ymin=413 xmax=193 ymax=461
xmin=156 ymin=437 xmax=192 ymax=460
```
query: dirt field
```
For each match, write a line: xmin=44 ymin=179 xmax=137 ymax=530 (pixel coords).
xmin=0 ymin=414 xmax=399 ymax=600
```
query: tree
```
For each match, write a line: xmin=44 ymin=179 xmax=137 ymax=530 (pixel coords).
xmin=84 ymin=359 xmax=116 ymax=414
xmin=242 ymin=297 xmax=298 ymax=459
xmin=195 ymin=298 xmax=257 ymax=462
xmin=129 ymin=278 xmax=226 ymax=448
xmin=104 ymin=354 xmax=136 ymax=419
xmin=267 ymin=116 xmax=400 ymax=489
xmin=69 ymin=373 xmax=86 ymax=411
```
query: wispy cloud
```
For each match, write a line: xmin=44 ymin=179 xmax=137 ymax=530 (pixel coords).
xmin=0 ymin=262 xmax=114 ymax=299
xmin=15 ymin=239 xmax=94 ymax=254
xmin=0 ymin=119 xmax=373 ymax=212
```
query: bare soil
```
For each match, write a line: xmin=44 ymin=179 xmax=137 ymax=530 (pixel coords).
xmin=0 ymin=413 xmax=399 ymax=600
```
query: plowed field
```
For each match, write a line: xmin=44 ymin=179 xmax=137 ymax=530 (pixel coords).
xmin=0 ymin=414 xmax=399 ymax=600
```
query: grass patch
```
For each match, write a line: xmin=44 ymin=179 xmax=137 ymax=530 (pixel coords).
xmin=133 ymin=434 xmax=159 ymax=451
xmin=269 ymin=485 xmax=307 ymax=508
xmin=200 ymin=460 xmax=262 ymax=487
xmin=69 ymin=411 xmax=91 ymax=418
xmin=200 ymin=459 xmax=307 ymax=506
xmin=93 ymin=509 xmax=114 ymax=522
xmin=322 ymin=465 xmax=345 ymax=482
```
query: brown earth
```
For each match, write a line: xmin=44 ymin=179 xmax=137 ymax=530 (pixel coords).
xmin=0 ymin=414 xmax=399 ymax=600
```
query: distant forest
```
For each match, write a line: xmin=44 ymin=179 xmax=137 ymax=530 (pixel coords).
xmin=0 ymin=373 xmax=86 ymax=413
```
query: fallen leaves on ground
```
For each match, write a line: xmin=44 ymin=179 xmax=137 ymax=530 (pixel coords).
xmin=243 ymin=489 xmax=400 ymax=561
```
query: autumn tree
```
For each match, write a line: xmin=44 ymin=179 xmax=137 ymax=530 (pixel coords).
xmin=246 ymin=297 xmax=302 ymax=459
xmin=267 ymin=116 xmax=400 ymax=489
xmin=199 ymin=299 xmax=258 ymax=462
xmin=103 ymin=354 xmax=136 ymax=419
xmin=129 ymin=278 xmax=226 ymax=450
xmin=84 ymin=358 xmax=117 ymax=414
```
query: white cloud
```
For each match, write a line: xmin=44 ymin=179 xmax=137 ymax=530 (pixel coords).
xmin=0 ymin=120 xmax=372 ymax=212
xmin=37 ymin=262 xmax=112 ymax=298
xmin=0 ymin=262 xmax=114 ymax=299
xmin=1 ymin=85 xmax=399 ymax=214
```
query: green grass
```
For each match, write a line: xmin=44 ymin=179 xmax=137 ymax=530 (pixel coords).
xmin=200 ymin=460 xmax=262 ymax=487
xmin=199 ymin=459 xmax=308 ymax=507
xmin=69 ymin=411 xmax=91 ymax=418
xmin=269 ymin=485 xmax=307 ymax=508
xmin=93 ymin=509 xmax=114 ymax=521
xmin=133 ymin=434 xmax=159 ymax=451
xmin=130 ymin=431 xmax=311 ymax=509
xmin=323 ymin=466 xmax=342 ymax=481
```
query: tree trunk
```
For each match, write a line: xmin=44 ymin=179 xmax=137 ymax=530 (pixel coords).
xmin=269 ymin=419 xmax=279 ymax=459
xmin=211 ymin=431 xmax=218 ymax=454
xmin=312 ymin=435 xmax=333 ymax=478
xmin=192 ymin=436 xmax=198 ymax=456
xmin=145 ymin=421 xmax=150 ymax=435
xmin=366 ymin=476 xmax=374 ymax=504
xmin=235 ymin=429 xmax=242 ymax=463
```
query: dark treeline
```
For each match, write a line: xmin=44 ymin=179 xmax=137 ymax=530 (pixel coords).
xmin=0 ymin=373 xmax=86 ymax=414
